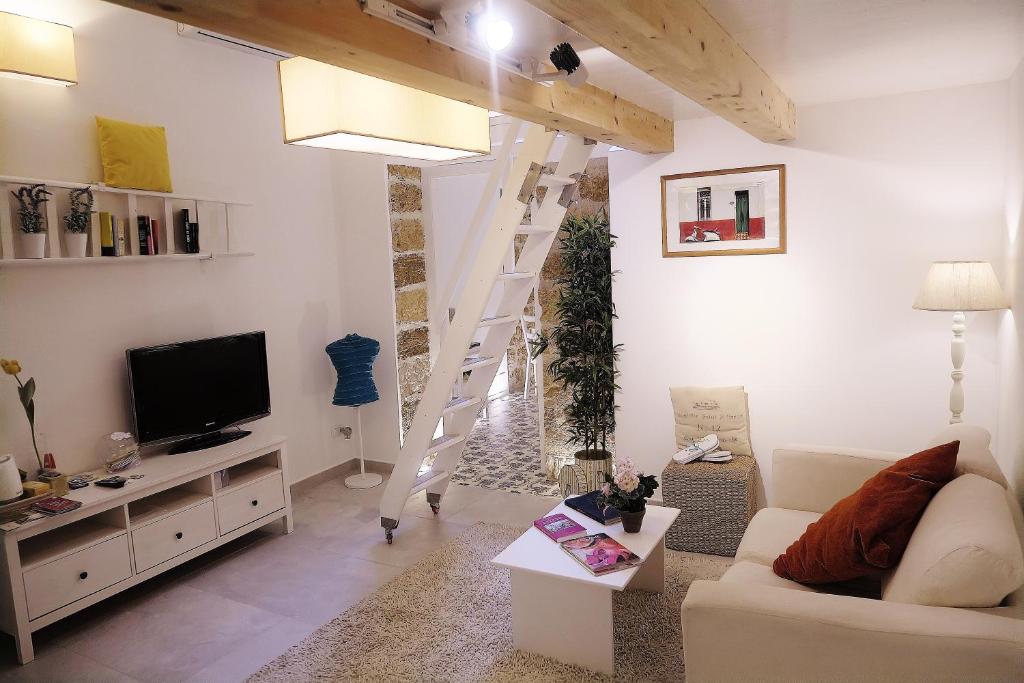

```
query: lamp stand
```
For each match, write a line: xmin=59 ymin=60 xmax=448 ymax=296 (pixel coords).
xmin=345 ymin=406 xmax=382 ymax=489
xmin=948 ymin=311 xmax=966 ymax=424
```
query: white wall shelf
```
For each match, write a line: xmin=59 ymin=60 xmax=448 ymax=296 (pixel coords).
xmin=0 ymin=175 xmax=253 ymax=262
xmin=0 ymin=252 xmax=255 ymax=268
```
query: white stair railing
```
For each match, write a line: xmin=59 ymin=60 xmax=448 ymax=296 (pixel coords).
xmin=379 ymin=123 xmax=594 ymax=543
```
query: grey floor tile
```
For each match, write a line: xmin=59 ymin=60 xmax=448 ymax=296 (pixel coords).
xmin=182 ymin=615 xmax=313 ymax=683
xmin=59 ymin=585 xmax=282 ymax=683
xmin=180 ymin=533 xmax=403 ymax=626
xmin=0 ymin=647 xmax=140 ymax=682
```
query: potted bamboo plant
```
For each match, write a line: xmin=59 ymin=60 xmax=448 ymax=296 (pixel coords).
xmin=64 ymin=187 xmax=93 ymax=258
xmin=11 ymin=184 xmax=51 ymax=259
xmin=535 ymin=211 xmax=621 ymax=487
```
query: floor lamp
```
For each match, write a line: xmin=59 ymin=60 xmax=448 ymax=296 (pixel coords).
xmin=326 ymin=333 xmax=383 ymax=489
xmin=913 ymin=261 xmax=1008 ymax=424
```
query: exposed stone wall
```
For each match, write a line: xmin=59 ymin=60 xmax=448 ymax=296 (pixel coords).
xmin=504 ymin=157 xmax=611 ymax=475
xmin=387 ymin=165 xmax=430 ymax=437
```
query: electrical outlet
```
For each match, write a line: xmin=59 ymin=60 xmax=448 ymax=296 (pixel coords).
xmin=336 ymin=425 xmax=353 ymax=439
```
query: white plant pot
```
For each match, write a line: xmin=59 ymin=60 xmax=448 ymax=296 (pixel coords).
xmin=18 ymin=232 xmax=46 ymax=259
xmin=65 ymin=231 xmax=88 ymax=258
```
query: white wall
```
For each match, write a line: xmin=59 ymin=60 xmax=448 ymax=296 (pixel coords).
xmin=610 ymin=82 xmax=1009 ymax=497
xmin=0 ymin=0 xmax=363 ymax=482
xmin=997 ymin=59 xmax=1024 ymax=498
xmin=330 ymin=153 xmax=403 ymax=465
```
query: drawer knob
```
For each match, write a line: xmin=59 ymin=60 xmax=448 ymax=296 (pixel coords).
xmin=251 ymin=499 xmax=258 ymax=507
xmin=79 ymin=571 xmax=88 ymax=580
xmin=175 ymin=532 xmax=183 ymax=540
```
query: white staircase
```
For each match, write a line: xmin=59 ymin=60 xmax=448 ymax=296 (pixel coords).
xmin=379 ymin=123 xmax=594 ymax=543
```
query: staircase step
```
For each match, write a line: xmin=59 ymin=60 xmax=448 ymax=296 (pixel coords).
xmin=411 ymin=469 xmax=450 ymax=495
xmin=516 ymin=224 xmax=558 ymax=235
xmin=461 ymin=355 xmax=499 ymax=372
xmin=426 ymin=433 xmax=466 ymax=455
xmin=442 ymin=396 xmax=483 ymax=417
xmin=479 ymin=315 xmax=517 ymax=328
xmin=538 ymin=174 xmax=577 ymax=187
xmin=498 ymin=271 xmax=536 ymax=281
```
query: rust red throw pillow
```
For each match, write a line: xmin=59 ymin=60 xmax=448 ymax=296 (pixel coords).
xmin=773 ymin=441 xmax=959 ymax=584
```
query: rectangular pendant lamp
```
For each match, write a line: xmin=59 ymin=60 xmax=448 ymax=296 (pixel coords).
xmin=278 ymin=57 xmax=490 ymax=161
xmin=0 ymin=11 xmax=77 ymax=86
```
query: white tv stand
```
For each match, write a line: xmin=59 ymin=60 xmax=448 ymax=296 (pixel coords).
xmin=0 ymin=431 xmax=292 ymax=664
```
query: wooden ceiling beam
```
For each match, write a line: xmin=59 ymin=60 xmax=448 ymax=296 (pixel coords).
xmin=524 ymin=0 xmax=797 ymax=142
xmin=103 ymin=0 xmax=673 ymax=153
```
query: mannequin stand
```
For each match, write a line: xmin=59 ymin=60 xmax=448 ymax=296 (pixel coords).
xmin=345 ymin=407 xmax=382 ymax=489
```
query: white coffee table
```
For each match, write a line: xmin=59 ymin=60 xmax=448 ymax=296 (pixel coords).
xmin=492 ymin=502 xmax=680 ymax=675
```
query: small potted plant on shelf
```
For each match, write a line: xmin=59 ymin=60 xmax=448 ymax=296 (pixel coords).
xmin=63 ymin=187 xmax=93 ymax=258
xmin=599 ymin=457 xmax=658 ymax=533
xmin=11 ymin=184 xmax=52 ymax=259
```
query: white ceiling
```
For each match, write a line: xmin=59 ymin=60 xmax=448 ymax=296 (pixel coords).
xmin=421 ymin=0 xmax=1024 ymax=120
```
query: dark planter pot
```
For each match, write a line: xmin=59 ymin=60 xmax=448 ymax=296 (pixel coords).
xmin=620 ymin=508 xmax=646 ymax=533
xmin=573 ymin=449 xmax=612 ymax=461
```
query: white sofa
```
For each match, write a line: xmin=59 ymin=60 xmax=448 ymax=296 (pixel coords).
xmin=681 ymin=424 xmax=1024 ymax=682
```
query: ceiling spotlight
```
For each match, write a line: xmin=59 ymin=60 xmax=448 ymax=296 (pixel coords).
xmin=478 ymin=13 xmax=513 ymax=52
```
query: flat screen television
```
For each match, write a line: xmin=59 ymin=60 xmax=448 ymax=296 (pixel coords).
xmin=127 ymin=331 xmax=270 ymax=454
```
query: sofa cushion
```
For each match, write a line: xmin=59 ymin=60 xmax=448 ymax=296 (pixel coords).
xmin=735 ymin=508 xmax=820 ymax=565
xmin=927 ymin=423 xmax=1009 ymax=488
xmin=883 ymin=474 xmax=1024 ymax=607
xmin=721 ymin=561 xmax=818 ymax=592
xmin=773 ymin=441 xmax=958 ymax=584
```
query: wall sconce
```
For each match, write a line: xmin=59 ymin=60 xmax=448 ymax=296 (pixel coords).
xmin=0 ymin=11 xmax=78 ymax=86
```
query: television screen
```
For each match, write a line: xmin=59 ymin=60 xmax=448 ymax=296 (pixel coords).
xmin=127 ymin=331 xmax=270 ymax=446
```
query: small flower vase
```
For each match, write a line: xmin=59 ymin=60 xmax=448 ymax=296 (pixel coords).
xmin=18 ymin=232 xmax=45 ymax=259
xmin=621 ymin=508 xmax=646 ymax=533
xmin=65 ymin=231 xmax=88 ymax=258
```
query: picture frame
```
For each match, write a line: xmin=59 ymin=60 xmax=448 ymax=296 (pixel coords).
xmin=661 ymin=164 xmax=786 ymax=257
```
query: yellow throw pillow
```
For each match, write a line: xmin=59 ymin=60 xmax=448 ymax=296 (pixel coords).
xmin=95 ymin=116 xmax=173 ymax=192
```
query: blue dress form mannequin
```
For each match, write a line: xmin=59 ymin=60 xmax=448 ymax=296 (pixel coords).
xmin=326 ymin=334 xmax=381 ymax=489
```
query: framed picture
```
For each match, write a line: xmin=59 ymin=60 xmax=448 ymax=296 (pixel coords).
xmin=661 ymin=164 xmax=786 ymax=257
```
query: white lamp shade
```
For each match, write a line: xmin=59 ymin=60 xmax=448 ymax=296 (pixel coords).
xmin=0 ymin=11 xmax=77 ymax=86
xmin=278 ymin=57 xmax=490 ymax=161
xmin=913 ymin=261 xmax=1008 ymax=312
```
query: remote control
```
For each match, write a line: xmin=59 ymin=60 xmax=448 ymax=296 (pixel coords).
xmin=95 ymin=476 xmax=127 ymax=488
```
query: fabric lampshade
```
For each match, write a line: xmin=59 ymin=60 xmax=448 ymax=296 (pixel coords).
xmin=0 ymin=11 xmax=77 ymax=86
xmin=913 ymin=261 xmax=1008 ymax=312
xmin=326 ymin=334 xmax=380 ymax=407
xmin=278 ymin=57 xmax=490 ymax=161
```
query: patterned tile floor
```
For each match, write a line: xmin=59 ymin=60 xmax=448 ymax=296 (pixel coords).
xmin=450 ymin=392 xmax=562 ymax=497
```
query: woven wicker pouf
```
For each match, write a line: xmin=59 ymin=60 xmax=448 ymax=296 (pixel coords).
xmin=661 ymin=454 xmax=759 ymax=557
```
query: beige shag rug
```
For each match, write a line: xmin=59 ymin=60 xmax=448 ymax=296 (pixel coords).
xmin=249 ymin=523 xmax=730 ymax=682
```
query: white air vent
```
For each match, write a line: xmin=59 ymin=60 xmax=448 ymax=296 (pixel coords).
xmin=176 ymin=23 xmax=290 ymax=60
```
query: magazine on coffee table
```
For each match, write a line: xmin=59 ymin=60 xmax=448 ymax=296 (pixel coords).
xmin=561 ymin=533 xmax=642 ymax=575
xmin=533 ymin=513 xmax=589 ymax=542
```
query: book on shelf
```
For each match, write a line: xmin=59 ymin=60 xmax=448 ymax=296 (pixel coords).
xmin=533 ymin=513 xmax=589 ymax=543
xmin=151 ymin=218 xmax=160 ymax=254
xmin=565 ymin=490 xmax=620 ymax=525
xmin=180 ymin=208 xmax=200 ymax=254
xmin=99 ymin=211 xmax=114 ymax=256
xmin=137 ymin=215 xmax=151 ymax=255
xmin=561 ymin=533 xmax=642 ymax=575
xmin=115 ymin=218 xmax=127 ymax=256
